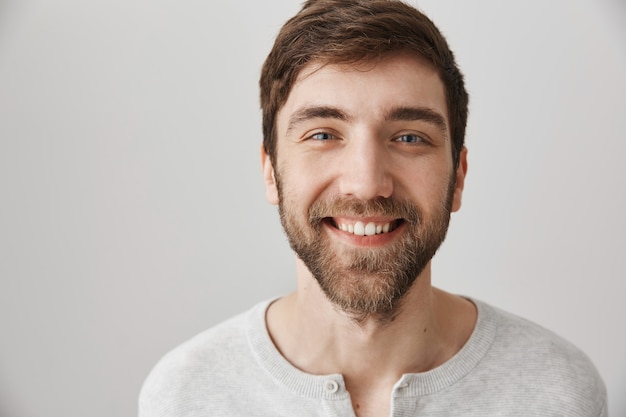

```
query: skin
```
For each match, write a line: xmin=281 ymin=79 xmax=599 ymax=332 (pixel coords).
xmin=261 ymin=52 xmax=476 ymax=417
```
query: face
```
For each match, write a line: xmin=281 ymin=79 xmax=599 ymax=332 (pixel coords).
xmin=262 ymin=52 xmax=467 ymax=319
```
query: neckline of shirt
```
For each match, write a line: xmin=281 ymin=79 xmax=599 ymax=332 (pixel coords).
xmin=246 ymin=297 xmax=497 ymax=399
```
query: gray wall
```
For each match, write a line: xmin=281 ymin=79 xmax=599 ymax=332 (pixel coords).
xmin=0 ymin=0 xmax=624 ymax=416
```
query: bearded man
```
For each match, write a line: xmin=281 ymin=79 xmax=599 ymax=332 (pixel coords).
xmin=139 ymin=1 xmax=607 ymax=416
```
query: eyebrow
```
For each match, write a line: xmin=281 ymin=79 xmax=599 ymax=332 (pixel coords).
xmin=286 ymin=106 xmax=351 ymax=135
xmin=385 ymin=106 xmax=448 ymax=135
xmin=285 ymin=104 xmax=448 ymax=136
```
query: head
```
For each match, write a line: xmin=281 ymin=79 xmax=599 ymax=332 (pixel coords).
xmin=259 ymin=0 xmax=469 ymax=321
xmin=260 ymin=0 xmax=469 ymax=169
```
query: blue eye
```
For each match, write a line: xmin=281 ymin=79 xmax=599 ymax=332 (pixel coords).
xmin=311 ymin=132 xmax=334 ymax=140
xmin=396 ymin=134 xmax=423 ymax=144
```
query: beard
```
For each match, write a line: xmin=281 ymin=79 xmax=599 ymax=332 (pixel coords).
xmin=276 ymin=173 xmax=455 ymax=322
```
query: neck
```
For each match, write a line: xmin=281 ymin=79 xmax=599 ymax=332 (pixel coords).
xmin=266 ymin=258 xmax=475 ymax=385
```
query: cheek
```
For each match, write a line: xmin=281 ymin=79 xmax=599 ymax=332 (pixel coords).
xmin=396 ymin=162 xmax=453 ymax=212
xmin=276 ymin=166 xmax=320 ymax=219
xmin=278 ymin=155 xmax=335 ymax=202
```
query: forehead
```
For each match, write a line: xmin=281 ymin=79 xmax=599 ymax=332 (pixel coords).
xmin=277 ymin=52 xmax=448 ymax=133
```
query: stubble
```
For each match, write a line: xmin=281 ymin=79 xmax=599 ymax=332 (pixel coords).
xmin=276 ymin=172 xmax=455 ymax=323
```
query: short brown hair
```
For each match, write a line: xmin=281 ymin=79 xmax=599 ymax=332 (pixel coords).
xmin=260 ymin=0 xmax=469 ymax=167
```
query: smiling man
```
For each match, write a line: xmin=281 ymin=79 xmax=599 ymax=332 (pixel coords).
xmin=139 ymin=1 xmax=607 ymax=416
xmin=268 ymin=53 xmax=462 ymax=327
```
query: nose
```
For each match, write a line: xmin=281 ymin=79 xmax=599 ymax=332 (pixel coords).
xmin=337 ymin=135 xmax=393 ymax=200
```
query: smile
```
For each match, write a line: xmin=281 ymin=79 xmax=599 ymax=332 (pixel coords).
xmin=329 ymin=218 xmax=402 ymax=236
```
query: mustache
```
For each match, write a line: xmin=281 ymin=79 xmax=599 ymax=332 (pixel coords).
xmin=308 ymin=196 xmax=421 ymax=224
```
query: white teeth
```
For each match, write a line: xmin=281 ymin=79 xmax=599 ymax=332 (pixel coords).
xmin=336 ymin=220 xmax=394 ymax=236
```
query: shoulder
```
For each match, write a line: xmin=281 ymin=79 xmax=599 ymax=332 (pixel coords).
xmin=475 ymin=301 xmax=607 ymax=416
xmin=138 ymin=301 xmax=269 ymax=417
xmin=485 ymin=302 xmax=600 ymax=374
xmin=144 ymin=309 xmax=249 ymax=380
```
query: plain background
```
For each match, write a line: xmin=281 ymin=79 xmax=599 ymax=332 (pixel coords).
xmin=1 ymin=0 xmax=625 ymax=416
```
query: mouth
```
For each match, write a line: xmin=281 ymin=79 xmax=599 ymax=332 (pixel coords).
xmin=326 ymin=218 xmax=404 ymax=237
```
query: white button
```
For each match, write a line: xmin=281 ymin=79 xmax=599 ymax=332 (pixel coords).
xmin=324 ymin=380 xmax=339 ymax=393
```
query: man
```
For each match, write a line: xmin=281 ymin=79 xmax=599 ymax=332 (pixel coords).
xmin=139 ymin=1 xmax=607 ymax=416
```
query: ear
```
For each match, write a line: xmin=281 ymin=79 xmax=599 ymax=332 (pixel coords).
xmin=261 ymin=145 xmax=279 ymax=205
xmin=451 ymin=147 xmax=468 ymax=213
